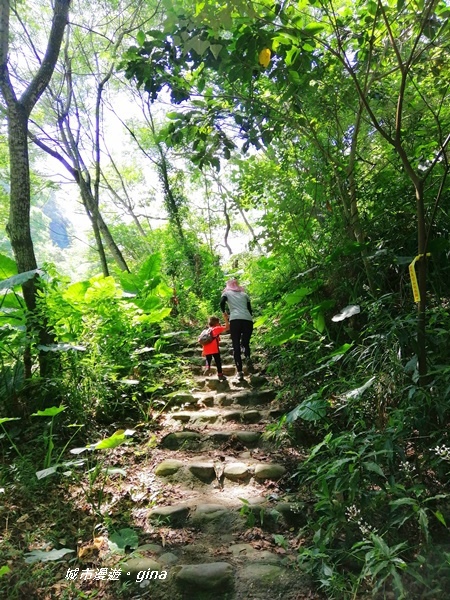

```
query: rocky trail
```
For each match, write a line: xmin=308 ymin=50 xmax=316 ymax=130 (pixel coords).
xmin=117 ymin=335 xmax=320 ymax=600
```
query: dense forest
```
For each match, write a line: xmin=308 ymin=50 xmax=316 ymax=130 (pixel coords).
xmin=1 ymin=0 xmax=450 ymax=598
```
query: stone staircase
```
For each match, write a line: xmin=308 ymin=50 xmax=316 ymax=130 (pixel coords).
xmin=121 ymin=336 xmax=316 ymax=599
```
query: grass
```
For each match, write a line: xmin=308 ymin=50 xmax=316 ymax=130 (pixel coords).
xmin=0 ymin=423 xmax=163 ymax=600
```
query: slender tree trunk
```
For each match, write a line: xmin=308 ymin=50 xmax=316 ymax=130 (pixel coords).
xmin=6 ymin=104 xmax=37 ymax=309
xmin=6 ymin=103 xmax=37 ymax=379
xmin=416 ymin=180 xmax=427 ymax=380
xmin=6 ymin=107 xmax=57 ymax=377
xmin=86 ymin=205 xmax=110 ymax=277
xmin=347 ymin=101 xmax=376 ymax=294
xmin=157 ymin=151 xmax=185 ymax=242
xmin=0 ymin=0 xmax=71 ymax=385
xmin=223 ymin=201 xmax=233 ymax=255
xmin=81 ymin=185 xmax=130 ymax=273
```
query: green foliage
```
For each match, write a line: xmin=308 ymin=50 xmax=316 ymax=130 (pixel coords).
xmin=0 ymin=253 xmax=180 ymax=423
xmin=31 ymin=405 xmax=67 ymax=470
xmin=69 ymin=429 xmax=134 ymax=514
xmin=109 ymin=527 xmax=139 ymax=552
xmin=0 ymin=257 xmax=34 ymax=413
xmin=0 ymin=566 xmax=11 ymax=578
xmin=236 ymin=238 xmax=450 ymax=596
xmin=133 ymin=226 xmax=227 ymax=325
xmin=0 ymin=417 xmax=22 ymax=457
xmin=239 ymin=497 xmax=265 ymax=528
xmin=35 ymin=257 xmax=176 ymax=419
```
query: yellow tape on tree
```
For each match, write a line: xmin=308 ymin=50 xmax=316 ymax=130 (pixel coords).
xmin=408 ymin=253 xmax=431 ymax=303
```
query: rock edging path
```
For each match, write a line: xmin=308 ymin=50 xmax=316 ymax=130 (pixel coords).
xmin=120 ymin=337 xmax=317 ymax=600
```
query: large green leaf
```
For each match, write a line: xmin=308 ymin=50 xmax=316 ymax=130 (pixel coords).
xmin=318 ymin=344 xmax=353 ymax=363
xmin=118 ymin=271 xmax=140 ymax=295
xmin=362 ymin=461 xmax=386 ymax=478
xmin=36 ymin=466 xmax=59 ymax=480
xmin=284 ymin=287 xmax=312 ymax=306
xmin=312 ymin=312 xmax=325 ymax=333
xmin=0 ymin=292 xmax=24 ymax=309
xmin=253 ymin=314 xmax=268 ymax=328
xmin=136 ymin=30 xmax=145 ymax=46
xmin=268 ymin=330 xmax=300 ymax=345
xmin=0 ymin=417 xmax=21 ymax=425
xmin=302 ymin=22 xmax=326 ymax=35
xmin=0 ymin=255 xmax=17 ymax=279
xmin=0 ymin=270 xmax=41 ymax=292
xmin=137 ymin=307 xmax=172 ymax=323
xmin=62 ymin=280 xmax=90 ymax=303
xmin=138 ymin=295 xmax=162 ymax=312
xmin=139 ymin=253 xmax=162 ymax=285
xmin=31 ymin=406 xmax=67 ymax=418
xmin=286 ymin=397 xmax=328 ymax=422
xmin=155 ymin=281 xmax=174 ymax=298
xmin=91 ymin=429 xmax=135 ymax=450
xmin=109 ymin=528 xmax=139 ymax=550
xmin=84 ymin=276 xmax=120 ymax=303
xmin=24 ymin=548 xmax=74 ymax=564
xmin=0 ymin=565 xmax=10 ymax=577
xmin=341 ymin=377 xmax=376 ymax=400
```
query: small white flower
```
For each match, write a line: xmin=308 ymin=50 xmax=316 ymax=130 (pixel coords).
xmin=434 ymin=445 xmax=450 ymax=461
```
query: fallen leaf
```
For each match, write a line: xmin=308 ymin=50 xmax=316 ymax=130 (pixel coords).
xmin=17 ymin=514 xmax=29 ymax=524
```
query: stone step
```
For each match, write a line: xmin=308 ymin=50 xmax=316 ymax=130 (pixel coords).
xmin=146 ymin=497 xmax=306 ymax=529
xmin=224 ymin=388 xmax=276 ymax=406
xmin=197 ymin=385 xmax=276 ymax=404
xmin=120 ymin=556 xmax=310 ymax=600
xmin=154 ymin=457 xmax=287 ymax=485
xmin=160 ymin=429 xmax=268 ymax=450
xmin=167 ymin=407 xmax=267 ymax=426
xmin=200 ymin=369 xmax=269 ymax=385
xmin=189 ymin=355 xmax=264 ymax=372
xmin=160 ymin=387 xmax=276 ymax=412
xmin=120 ymin=548 xmax=307 ymax=598
xmin=174 ymin=562 xmax=234 ymax=592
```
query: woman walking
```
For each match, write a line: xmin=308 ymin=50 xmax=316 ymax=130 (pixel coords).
xmin=220 ymin=279 xmax=254 ymax=380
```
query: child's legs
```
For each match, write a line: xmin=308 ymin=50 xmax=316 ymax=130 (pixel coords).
xmin=230 ymin=320 xmax=243 ymax=372
xmin=205 ymin=354 xmax=213 ymax=367
xmin=212 ymin=352 xmax=223 ymax=373
xmin=240 ymin=320 xmax=254 ymax=358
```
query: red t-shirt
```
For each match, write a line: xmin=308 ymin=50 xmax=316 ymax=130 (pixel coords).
xmin=201 ymin=325 xmax=227 ymax=356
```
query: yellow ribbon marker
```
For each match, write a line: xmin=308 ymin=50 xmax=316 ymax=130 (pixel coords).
xmin=259 ymin=48 xmax=271 ymax=68
xmin=408 ymin=253 xmax=431 ymax=303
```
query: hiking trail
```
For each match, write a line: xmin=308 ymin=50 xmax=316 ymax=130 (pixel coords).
xmin=116 ymin=334 xmax=319 ymax=600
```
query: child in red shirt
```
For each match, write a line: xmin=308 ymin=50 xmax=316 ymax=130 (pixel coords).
xmin=202 ymin=315 xmax=229 ymax=381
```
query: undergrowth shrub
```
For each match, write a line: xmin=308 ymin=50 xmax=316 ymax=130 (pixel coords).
xmin=0 ymin=254 xmax=187 ymax=423
xmin=255 ymin=271 xmax=450 ymax=598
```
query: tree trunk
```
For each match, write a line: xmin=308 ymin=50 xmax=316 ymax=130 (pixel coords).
xmin=6 ymin=103 xmax=38 ymax=310
xmin=88 ymin=206 xmax=110 ymax=277
xmin=346 ymin=100 xmax=376 ymax=294
xmin=81 ymin=185 xmax=130 ymax=273
xmin=0 ymin=0 xmax=71 ymax=385
xmin=5 ymin=103 xmax=37 ymax=379
xmin=416 ymin=180 xmax=427 ymax=381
